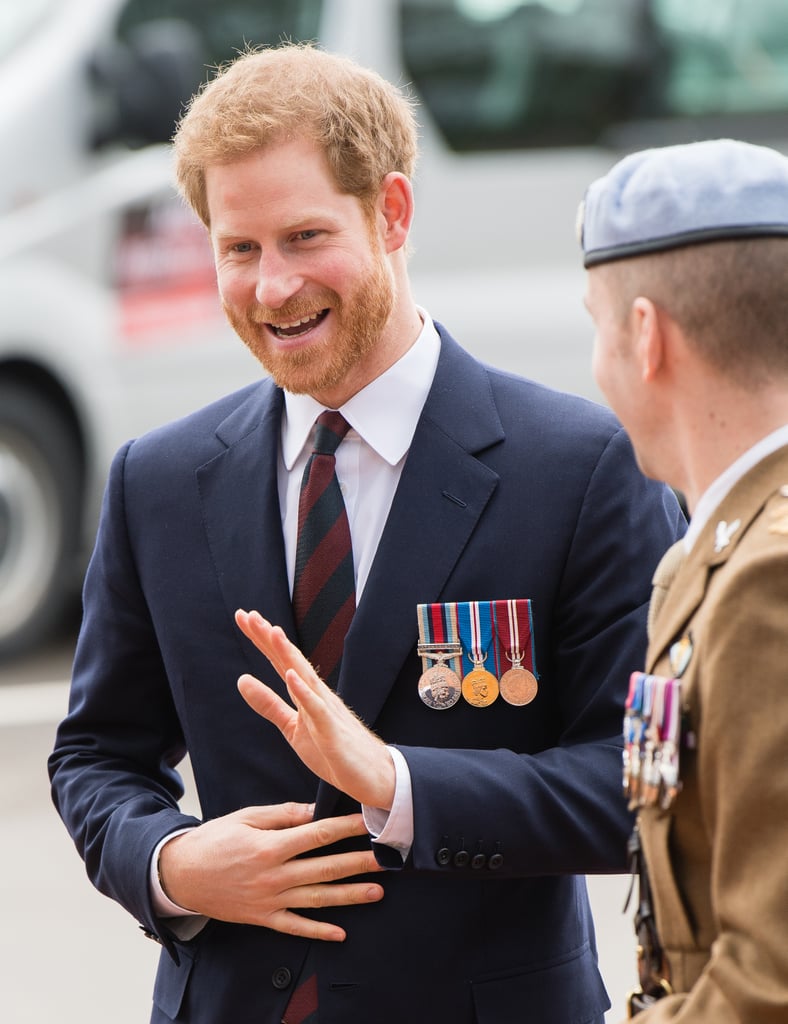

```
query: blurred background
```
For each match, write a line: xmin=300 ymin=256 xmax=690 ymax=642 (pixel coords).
xmin=2 ymin=0 xmax=787 ymax=1019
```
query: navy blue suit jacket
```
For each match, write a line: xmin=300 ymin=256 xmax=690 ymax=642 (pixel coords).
xmin=50 ymin=327 xmax=685 ymax=1023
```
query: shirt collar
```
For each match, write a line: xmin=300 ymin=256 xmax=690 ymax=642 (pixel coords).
xmin=684 ymin=423 xmax=788 ymax=551
xmin=281 ymin=309 xmax=440 ymax=470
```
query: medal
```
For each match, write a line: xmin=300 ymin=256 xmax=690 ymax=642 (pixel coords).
xmin=494 ymin=599 xmax=538 ymax=705
xmin=417 ymin=604 xmax=463 ymax=710
xmin=461 ymin=666 xmax=499 ymax=707
xmin=623 ymin=672 xmax=683 ymax=810
xmin=418 ymin=659 xmax=462 ymax=710
xmin=457 ymin=601 xmax=499 ymax=707
xmin=669 ymin=633 xmax=693 ymax=677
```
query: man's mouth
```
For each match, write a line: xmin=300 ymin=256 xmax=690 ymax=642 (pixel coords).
xmin=267 ymin=309 xmax=329 ymax=339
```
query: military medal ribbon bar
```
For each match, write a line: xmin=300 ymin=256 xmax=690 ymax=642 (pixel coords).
xmin=623 ymin=671 xmax=683 ymax=810
xmin=416 ymin=599 xmax=539 ymax=710
xmin=457 ymin=601 xmax=499 ymax=707
xmin=493 ymin=599 xmax=539 ymax=706
xmin=416 ymin=603 xmax=462 ymax=709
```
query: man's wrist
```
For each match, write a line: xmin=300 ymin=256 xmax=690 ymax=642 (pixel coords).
xmin=150 ymin=830 xmax=200 ymax=918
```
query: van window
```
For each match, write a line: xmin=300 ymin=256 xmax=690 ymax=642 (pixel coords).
xmin=400 ymin=0 xmax=788 ymax=152
xmin=91 ymin=0 xmax=323 ymax=148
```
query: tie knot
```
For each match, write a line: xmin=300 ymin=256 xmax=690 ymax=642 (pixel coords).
xmin=313 ymin=411 xmax=350 ymax=455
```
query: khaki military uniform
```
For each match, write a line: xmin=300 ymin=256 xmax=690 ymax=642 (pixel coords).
xmin=634 ymin=444 xmax=788 ymax=1022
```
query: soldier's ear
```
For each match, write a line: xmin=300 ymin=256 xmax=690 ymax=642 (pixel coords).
xmin=632 ymin=297 xmax=664 ymax=383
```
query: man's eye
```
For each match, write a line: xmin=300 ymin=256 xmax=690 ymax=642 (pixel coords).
xmin=295 ymin=230 xmax=319 ymax=241
xmin=233 ymin=242 xmax=255 ymax=253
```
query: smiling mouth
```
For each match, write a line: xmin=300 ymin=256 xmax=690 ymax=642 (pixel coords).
xmin=267 ymin=309 xmax=329 ymax=339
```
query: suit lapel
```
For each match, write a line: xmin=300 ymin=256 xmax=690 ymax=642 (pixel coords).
xmin=196 ymin=381 xmax=296 ymax=682
xmin=314 ymin=334 xmax=505 ymax=819
xmin=338 ymin=331 xmax=504 ymax=723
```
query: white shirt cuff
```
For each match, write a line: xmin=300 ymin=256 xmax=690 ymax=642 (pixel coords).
xmin=150 ymin=829 xmax=209 ymax=939
xmin=362 ymin=745 xmax=414 ymax=861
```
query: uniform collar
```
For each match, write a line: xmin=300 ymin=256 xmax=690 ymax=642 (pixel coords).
xmin=684 ymin=423 xmax=788 ymax=551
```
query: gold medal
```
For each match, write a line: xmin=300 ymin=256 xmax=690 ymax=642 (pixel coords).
xmin=499 ymin=665 xmax=538 ymax=706
xmin=462 ymin=666 xmax=499 ymax=708
xmin=418 ymin=662 xmax=462 ymax=710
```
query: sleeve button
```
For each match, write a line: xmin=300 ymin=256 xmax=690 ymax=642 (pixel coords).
xmin=471 ymin=852 xmax=487 ymax=869
xmin=488 ymin=852 xmax=504 ymax=870
xmin=436 ymin=847 xmax=452 ymax=866
xmin=453 ymin=849 xmax=470 ymax=868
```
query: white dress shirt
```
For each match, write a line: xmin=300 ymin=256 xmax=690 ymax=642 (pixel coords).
xmin=151 ymin=311 xmax=440 ymax=920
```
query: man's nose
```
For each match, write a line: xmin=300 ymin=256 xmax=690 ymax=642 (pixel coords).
xmin=255 ymin=251 xmax=304 ymax=310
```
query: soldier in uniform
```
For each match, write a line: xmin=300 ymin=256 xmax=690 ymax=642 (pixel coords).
xmin=578 ymin=138 xmax=788 ymax=1021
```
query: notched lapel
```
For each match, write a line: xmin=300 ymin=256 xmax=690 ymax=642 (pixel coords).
xmin=336 ymin=331 xmax=505 ymax=731
xmin=196 ymin=383 xmax=295 ymax=683
xmin=338 ymin=416 xmax=500 ymax=728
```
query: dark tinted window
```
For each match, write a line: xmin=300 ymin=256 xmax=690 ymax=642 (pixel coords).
xmin=92 ymin=0 xmax=322 ymax=146
xmin=401 ymin=0 xmax=788 ymax=152
xmin=118 ymin=0 xmax=322 ymax=68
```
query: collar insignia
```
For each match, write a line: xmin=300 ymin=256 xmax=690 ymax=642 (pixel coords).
xmin=714 ymin=518 xmax=741 ymax=553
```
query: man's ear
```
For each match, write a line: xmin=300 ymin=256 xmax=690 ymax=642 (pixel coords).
xmin=376 ymin=172 xmax=414 ymax=253
xmin=632 ymin=297 xmax=664 ymax=382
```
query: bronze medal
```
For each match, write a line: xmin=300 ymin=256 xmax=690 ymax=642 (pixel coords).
xmin=418 ymin=663 xmax=462 ymax=710
xmin=461 ymin=667 xmax=499 ymax=708
xmin=499 ymin=666 xmax=538 ymax=706
xmin=493 ymin=599 xmax=539 ymax=708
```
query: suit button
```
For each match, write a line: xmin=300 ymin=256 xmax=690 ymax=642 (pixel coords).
xmin=453 ymin=849 xmax=470 ymax=868
xmin=471 ymin=852 xmax=487 ymax=869
xmin=488 ymin=852 xmax=504 ymax=870
xmin=436 ymin=847 xmax=452 ymax=866
xmin=272 ymin=967 xmax=292 ymax=990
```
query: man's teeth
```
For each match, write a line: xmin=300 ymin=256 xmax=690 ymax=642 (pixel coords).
xmin=276 ymin=313 xmax=320 ymax=330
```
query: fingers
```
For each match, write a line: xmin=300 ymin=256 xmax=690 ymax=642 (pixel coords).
xmin=266 ymin=872 xmax=385 ymax=942
xmin=237 ymin=801 xmax=315 ymax=830
xmin=238 ymin=805 xmax=382 ymax=869
xmin=237 ymin=672 xmax=295 ymax=731
xmin=235 ymin=608 xmax=289 ymax=675
xmin=236 ymin=608 xmax=323 ymax=689
xmin=281 ymin=875 xmax=384 ymax=914
xmin=275 ymin=812 xmax=378 ymax=862
xmin=273 ymin=853 xmax=385 ymax=942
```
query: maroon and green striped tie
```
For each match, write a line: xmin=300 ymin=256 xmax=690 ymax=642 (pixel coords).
xmin=292 ymin=410 xmax=356 ymax=688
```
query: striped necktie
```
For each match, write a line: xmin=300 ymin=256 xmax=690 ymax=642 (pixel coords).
xmin=292 ymin=411 xmax=355 ymax=688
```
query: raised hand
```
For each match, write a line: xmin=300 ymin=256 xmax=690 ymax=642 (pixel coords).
xmin=235 ymin=609 xmax=396 ymax=811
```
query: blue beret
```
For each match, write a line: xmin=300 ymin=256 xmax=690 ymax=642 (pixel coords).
xmin=579 ymin=138 xmax=788 ymax=267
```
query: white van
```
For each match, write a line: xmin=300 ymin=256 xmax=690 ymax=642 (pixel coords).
xmin=1 ymin=0 xmax=787 ymax=656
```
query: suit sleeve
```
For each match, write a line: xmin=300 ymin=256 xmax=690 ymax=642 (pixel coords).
xmin=400 ymin=426 xmax=685 ymax=876
xmin=48 ymin=442 xmax=200 ymax=945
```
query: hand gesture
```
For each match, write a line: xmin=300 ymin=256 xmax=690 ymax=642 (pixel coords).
xmin=235 ymin=609 xmax=396 ymax=811
xmin=158 ymin=802 xmax=383 ymax=941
